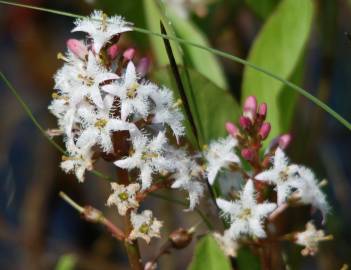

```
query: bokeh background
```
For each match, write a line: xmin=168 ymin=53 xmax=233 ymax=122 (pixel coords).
xmin=0 ymin=0 xmax=350 ymax=269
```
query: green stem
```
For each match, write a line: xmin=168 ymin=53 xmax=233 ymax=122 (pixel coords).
xmin=0 ymin=1 xmax=349 ymax=130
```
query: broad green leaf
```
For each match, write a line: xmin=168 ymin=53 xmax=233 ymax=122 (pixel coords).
xmin=187 ymin=235 xmax=231 ymax=270
xmin=152 ymin=66 xmax=240 ymax=145
xmin=143 ymin=0 xmax=183 ymax=66
xmin=167 ymin=12 xmax=228 ymax=89
xmin=242 ymin=0 xmax=314 ymax=142
xmin=245 ymin=0 xmax=281 ymax=19
xmin=55 ymin=254 xmax=77 ymax=270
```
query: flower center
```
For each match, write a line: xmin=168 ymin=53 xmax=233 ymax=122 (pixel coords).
xmin=139 ymin=223 xmax=150 ymax=234
xmin=99 ymin=13 xmax=108 ymax=32
xmin=126 ymin=82 xmax=139 ymax=98
xmin=239 ymin=208 xmax=252 ymax=219
xmin=279 ymin=170 xmax=289 ymax=182
xmin=78 ymin=74 xmax=95 ymax=87
xmin=141 ymin=151 xmax=159 ymax=160
xmin=118 ymin=192 xmax=129 ymax=201
xmin=95 ymin=118 xmax=108 ymax=129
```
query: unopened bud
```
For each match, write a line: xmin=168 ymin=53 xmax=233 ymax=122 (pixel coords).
xmin=225 ymin=122 xmax=239 ymax=137
xmin=123 ymin=48 xmax=136 ymax=61
xmin=107 ymin=44 xmax=119 ymax=60
xmin=169 ymin=228 xmax=193 ymax=249
xmin=241 ymin=148 xmax=255 ymax=161
xmin=239 ymin=116 xmax=251 ymax=129
xmin=136 ymin=57 xmax=150 ymax=76
xmin=278 ymin=133 xmax=292 ymax=149
xmin=258 ymin=122 xmax=271 ymax=140
xmin=243 ymin=96 xmax=257 ymax=120
xmin=258 ymin=103 xmax=267 ymax=118
xmin=67 ymin=39 xmax=88 ymax=59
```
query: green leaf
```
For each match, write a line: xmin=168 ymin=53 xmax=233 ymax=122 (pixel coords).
xmin=187 ymin=235 xmax=231 ymax=270
xmin=245 ymin=0 xmax=281 ymax=19
xmin=167 ymin=12 xmax=228 ymax=89
xmin=55 ymin=254 xmax=77 ymax=270
xmin=152 ymin=66 xmax=240 ymax=145
xmin=242 ymin=0 xmax=314 ymax=142
xmin=236 ymin=247 xmax=260 ymax=270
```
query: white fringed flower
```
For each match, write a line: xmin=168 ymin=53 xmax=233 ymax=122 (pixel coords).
xmin=205 ymin=136 xmax=240 ymax=185
xmin=76 ymin=102 xmax=136 ymax=153
xmin=170 ymin=149 xmax=204 ymax=210
xmin=217 ymin=180 xmax=276 ymax=239
xmin=295 ymin=222 xmax=332 ymax=256
xmin=255 ymin=147 xmax=300 ymax=205
xmin=107 ymin=183 xmax=140 ymax=215
xmin=103 ymin=61 xmax=155 ymax=121
xmin=60 ymin=143 xmax=94 ymax=182
xmin=129 ymin=210 xmax=162 ymax=243
xmin=114 ymin=132 xmax=173 ymax=189
xmin=72 ymin=10 xmax=133 ymax=53
xmin=293 ymin=167 xmax=330 ymax=220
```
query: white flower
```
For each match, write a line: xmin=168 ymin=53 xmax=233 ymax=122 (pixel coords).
xmin=107 ymin=183 xmax=140 ymax=215
xmin=295 ymin=222 xmax=332 ymax=256
xmin=103 ymin=61 xmax=155 ymax=121
xmin=114 ymin=132 xmax=173 ymax=189
xmin=292 ymin=167 xmax=330 ymax=220
xmin=170 ymin=149 xmax=204 ymax=209
xmin=129 ymin=210 xmax=162 ymax=243
xmin=60 ymin=143 xmax=94 ymax=182
xmin=217 ymin=180 xmax=276 ymax=239
xmin=76 ymin=102 xmax=136 ymax=153
xmin=255 ymin=148 xmax=300 ymax=205
xmin=72 ymin=10 xmax=133 ymax=53
xmin=205 ymin=136 xmax=240 ymax=185
xmin=213 ymin=231 xmax=238 ymax=257
xmin=149 ymin=86 xmax=185 ymax=141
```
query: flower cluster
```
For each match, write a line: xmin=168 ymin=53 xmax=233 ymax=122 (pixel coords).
xmin=49 ymin=11 xmax=204 ymax=243
xmin=205 ymin=96 xmax=331 ymax=256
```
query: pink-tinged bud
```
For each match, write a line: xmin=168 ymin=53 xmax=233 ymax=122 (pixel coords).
xmin=278 ymin=133 xmax=292 ymax=149
xmin=225 ymin=122 xmax=239 ymax=137
xmin=66 ymin=39 xmax=88 ymax=59
xmin=243 ymin=96 xmax=257 ymax=120
xmin=123 ymin=48 xmax=136 ymax=61
xmin=258 ymin=103 xmax=267 ymax=118
xmin=107 ymin=44 xmax=119 ymax=60
xmin=136 ymin=57 xmax=150 ymax=76
xmin=239 ymin=116 xmax=251 ymax=129
xmin=258 ymin=122 xmax=271 ymax=140
xmin=241 ymin=148 xmax=255 ymax=161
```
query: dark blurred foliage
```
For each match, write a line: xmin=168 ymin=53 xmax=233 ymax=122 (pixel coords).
xmin=0 ymin=0 xmax=350 ymax=269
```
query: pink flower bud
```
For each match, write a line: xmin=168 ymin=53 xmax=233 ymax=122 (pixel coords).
xmin=239 ymin=116 xmax=251 ymax=129
xmin=66 ymin=39 xmax=88 ymax=59
xmin=258 ymin=103 xmax=267 ymax=118
xmin=243 ymin=96 xmax=257 ymax=120
xmin=278 ymin=133 xmax=292 ymax=149
xmin=258 ymin=122 xmax=271 ymax=140
xmin=123 ymin=48 xmax=136 ymax=61
xmin=136 ymin=57 xmax=150 ymax=76
xmin=225 ymin=122 xmax=239 ymax=137
xmin=107 ymin=44 xmax=119 ymax=60
xmin=241 ymin=148 xmax=255 ymax=161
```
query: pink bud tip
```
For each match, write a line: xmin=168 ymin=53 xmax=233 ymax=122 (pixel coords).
xmin=123 ymin=48 xmax=136 ymax=61
xmin=107 ymin=44 xmax=119 ymax=60
xmin=225 ymin=122 xmax=239 ymax=137
xmin=66 ymin=39 xmax=88 ymax=59
xmin=243 ymin=96 xmax=257 ymax=120
xmin=136 ymin=57 xmax=150 ymax=76
xmin=239 ymin=116 xmax=251 ymax=129
xmin=241 ymin=148 xmax=255 ymax=161
xmin=258 ymin=103 xmax=267 ymax=117
xmin=278 ymin=133 xmax=292 ymax=149
xmin=258 ymin=122 xmax=271 ymax=140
